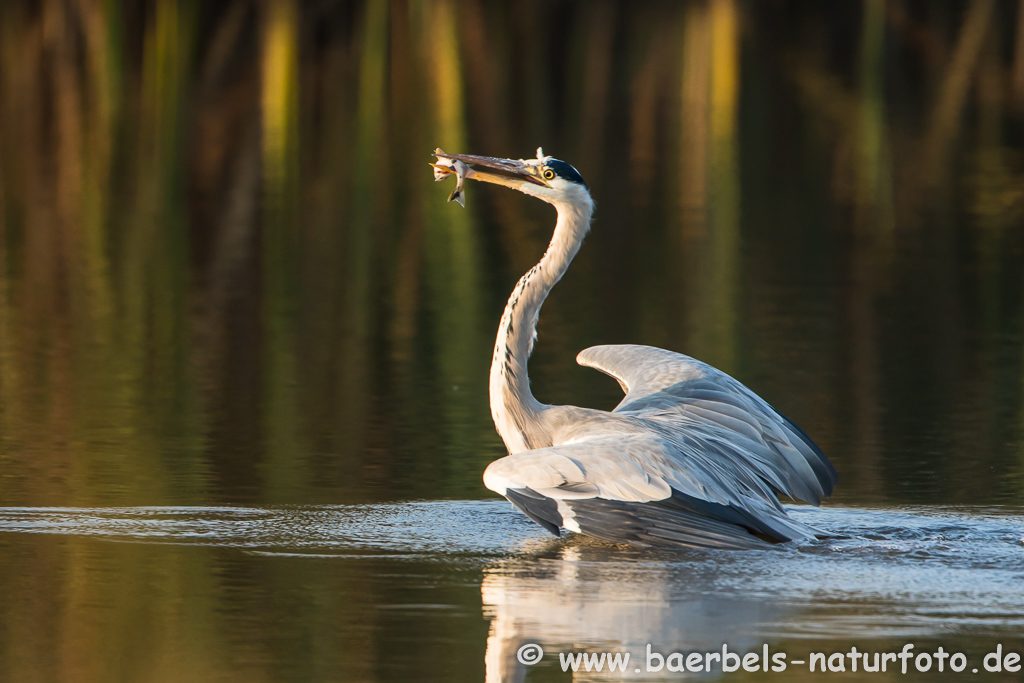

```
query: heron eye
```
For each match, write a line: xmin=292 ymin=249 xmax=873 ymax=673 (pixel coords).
xmin=542 ymin=169 xmax=555 ymax=180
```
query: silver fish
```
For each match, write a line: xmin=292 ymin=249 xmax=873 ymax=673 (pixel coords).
xmin=430 ymin=148 xmax=468 ymax=207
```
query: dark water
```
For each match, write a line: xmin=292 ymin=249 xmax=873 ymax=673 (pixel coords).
xmin=2 ymin=1 xmax=1024 ymax=681
xmin=1 ymin=503 xmax=1022 ymax=681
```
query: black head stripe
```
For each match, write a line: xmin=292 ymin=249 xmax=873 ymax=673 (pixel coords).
xmin=546 ymin=159 xmax=587 ymax=187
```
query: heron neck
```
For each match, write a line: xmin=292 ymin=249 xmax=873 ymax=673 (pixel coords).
xmin=490 ymin=198 xmax=593 ymax=453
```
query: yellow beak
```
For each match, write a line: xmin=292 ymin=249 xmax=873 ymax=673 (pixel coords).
xmin=433 ymin=151 xmax=550 ymax=189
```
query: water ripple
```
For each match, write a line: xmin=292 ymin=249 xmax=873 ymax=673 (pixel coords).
xmin=1 ymin=502 xmax=1022 ymax=638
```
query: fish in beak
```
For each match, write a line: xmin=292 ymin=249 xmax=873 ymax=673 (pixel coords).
xmin=430 ymin=148 xmax=550 ymax=206
xmin=430 ymin=154 xmax=469 ymax=206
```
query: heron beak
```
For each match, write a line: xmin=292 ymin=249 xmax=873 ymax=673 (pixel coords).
xmin=434 ymin=152 xmax=550 ymax=189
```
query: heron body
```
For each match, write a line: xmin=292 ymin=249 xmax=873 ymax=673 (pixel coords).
xmin=433 ymin=149 xmax=838 ymax=550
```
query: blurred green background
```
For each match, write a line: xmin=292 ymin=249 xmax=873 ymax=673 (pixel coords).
xmin=2 ymin=0 xmax=1024 ymax=507
xmin=4 ymin=0 xmax=1024 ymax=509
xmin=2 ymin=2 xmax=1024 ymax=683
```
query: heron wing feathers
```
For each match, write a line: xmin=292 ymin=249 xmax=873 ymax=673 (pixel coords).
xmin=577 ymin=344 xmax=707 ymax=409
xmin=576 ymin=344 xmax=838 ymax=505
xmin=484 ymin=433 xmax=674 ymax=502
xmin=564 ymin=497 xmax=777 ymax=550
xmin=483 ymin=433 xmax=821 ymax=544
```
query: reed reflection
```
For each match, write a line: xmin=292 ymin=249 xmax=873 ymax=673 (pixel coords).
xmin=1 ymin=4 xmax=1024 ymax=683
xmin=1 ymin=0 xmax=1024 ymax=508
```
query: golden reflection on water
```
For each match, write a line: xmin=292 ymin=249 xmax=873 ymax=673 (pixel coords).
xmin=1 ymin=0 xmax=1023 ymax=505
xmin=2 ymin=3 xmax=1024 ymax=679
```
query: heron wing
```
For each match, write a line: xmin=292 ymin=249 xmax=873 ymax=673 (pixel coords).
xmin=484 ymin=432 xmax=820 ymax=549
xmin=576 ymin=344 xmax=838 ymax=505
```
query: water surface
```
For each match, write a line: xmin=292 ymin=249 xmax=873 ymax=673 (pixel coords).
xmin=3 ymin=1 xmax=1024 ymax=681
xmin=1 ymin=502 xmax=1022 ymax=681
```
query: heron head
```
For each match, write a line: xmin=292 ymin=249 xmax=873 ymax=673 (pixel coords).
xmin=433 ymin=148 xmax=590 ymax=208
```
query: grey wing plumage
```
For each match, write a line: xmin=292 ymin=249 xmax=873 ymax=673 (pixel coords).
xmin=577 ymin=344 xmax=838 ymax=504
xmin=484 ymin=430 xmax=826 ymax=550
xmin=483 ymin=345 xmax=837 ymax=550
xmin=506 ymin=485 xmax=776 ymax=550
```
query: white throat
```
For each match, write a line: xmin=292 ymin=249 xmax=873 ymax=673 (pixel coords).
xmin=488 ymin=187 xmax=594 ymax=453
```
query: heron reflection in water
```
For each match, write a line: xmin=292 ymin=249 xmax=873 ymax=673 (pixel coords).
xmin=481 ymin=542 xmax=791 ymax=682
xmin=432 ymin=149 xmax=837 ymax=550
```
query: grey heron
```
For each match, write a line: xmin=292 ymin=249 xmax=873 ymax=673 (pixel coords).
xmin=432 ymin=149 xmax=838 ymax=549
